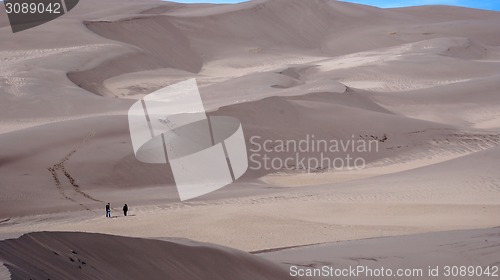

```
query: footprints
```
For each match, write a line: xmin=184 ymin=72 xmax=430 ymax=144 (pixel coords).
xmin=359 ymin=134 xmax=388 ymax=143
xmin=52 ymin=249 xmax=89 ymax=272
xmin=48 ymin=131 xmax=101 ymax=206
xmin=372 ymin=132 xmax=500 ymax=168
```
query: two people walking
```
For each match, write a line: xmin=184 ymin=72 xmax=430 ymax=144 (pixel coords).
xmin=105 ymin=203 xmax=129 ymax=218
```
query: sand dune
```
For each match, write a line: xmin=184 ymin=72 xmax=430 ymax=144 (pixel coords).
xmin=1 ymin=0 xmax=500 ymax=278
xmin=4 ymin=85 xmax=498 ymax=216
xmin=2 ymin=148 xmax=500 ymax=251
xmin=261 ymin=227 xmax=500 ymax=279
xmin=66 ymin=0 xmax=500 ymax=97
xmin=1 ymin=0 xmax=499 ymax=223
xmin=0 ymin=231 xmax=292 ymax=280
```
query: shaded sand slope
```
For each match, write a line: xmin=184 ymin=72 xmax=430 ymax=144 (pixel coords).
xmin=0 ymin=232 xmax=292 ymax=280
xmin=260 ymin=227 xmax=500 ymax=280
xmin=4 ymin=85 xmax=498 ymax=216
xmin=73 ymin=16 xmax=203 ymax=96
xmin=0 ymin=114 xmax=179 ymax=217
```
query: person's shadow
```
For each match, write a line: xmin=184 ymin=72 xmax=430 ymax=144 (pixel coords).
xmin=110 ymin=214 xmax=136 ymax=218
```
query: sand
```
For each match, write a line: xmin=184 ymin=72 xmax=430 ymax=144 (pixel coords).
xmin=1 ymin=0 xmax=500 ymax=278
xmin=0 ymin=232 xmax=292 ymax=280
xmin=260 ymin=227 xmax=500 ymax=279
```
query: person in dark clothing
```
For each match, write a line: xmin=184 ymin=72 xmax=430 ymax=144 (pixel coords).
xmin=123 ymin=204 xmax=128 ymax=216
xmin=105 ymin=203 xmax=111 ymax=218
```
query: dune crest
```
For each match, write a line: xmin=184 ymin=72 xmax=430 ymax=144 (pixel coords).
xmin=0 ymin=232 xmax=292 ymax=280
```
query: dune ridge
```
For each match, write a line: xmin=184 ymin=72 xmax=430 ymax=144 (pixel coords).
xmin=0 ymin=231 xmax=292 ymax=280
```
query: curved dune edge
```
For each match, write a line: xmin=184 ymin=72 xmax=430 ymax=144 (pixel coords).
xmin=0 ymin=262 xmax=11 ymax=280
xmin=0 ymin=231 xmax=292 ymax=280
xmin=260 ymin=227 xmax=500 ymax=276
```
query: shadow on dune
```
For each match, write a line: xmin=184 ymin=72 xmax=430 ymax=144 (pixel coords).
xmin=0 ymin=231 xmax=293 ymax=280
